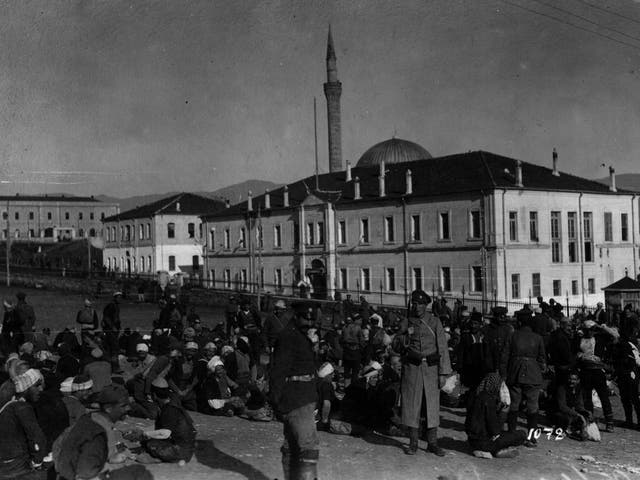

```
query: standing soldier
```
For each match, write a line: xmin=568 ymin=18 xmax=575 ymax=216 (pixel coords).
xmin=102 ymin=292 xmax=122 ymax=370
xmin=270 ymin=301 xmax=319 ymax=480
xmin=393 ymin=289 xmax=451 ymax=456
xmin=76 ymin=299 xmax=99 ymax=350
xmin=14 ymin=292 xmax=36 ymax=344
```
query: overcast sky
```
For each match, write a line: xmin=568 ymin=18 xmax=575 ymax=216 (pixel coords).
xmin=1 ymin=0 xmax=640 ymax=197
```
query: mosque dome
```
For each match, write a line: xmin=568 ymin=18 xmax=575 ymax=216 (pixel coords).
xmin=355 ymin=138 xmax=432 ymax=167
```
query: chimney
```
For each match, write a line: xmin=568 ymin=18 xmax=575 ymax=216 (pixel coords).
xmin=283 ymin=185 xmax=289 ymax=207
xmin=378 ymin=161 xmax=386 ymax=197
xmin=346 ymin=160 xmax=352 ymax=182
xmin=552 ymin=148 xmax=559 ymax=176
xmin=176 ymin=201 xmax=181 ymax=212
xmin=247 ymin=191 xmax=253 ymax=212
xmin=264 ymin=189 xmax=271 ymax=209
xmin=225 ymin=199 xmax=230 ymax=208
xmin=609 ymin=166 xmax=617 ymax=192
xmin=354 ymin=176 xmax=361 ymax=200
xmin=405 ymin=169 xmax=412 ymax=195
xmin=515 ymin=160 xmax=523 ymax=187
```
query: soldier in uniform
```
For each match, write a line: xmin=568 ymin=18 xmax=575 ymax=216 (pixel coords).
xmin=393 ymin=289 xmax=451 ymax=456
xmin=270 ymin=301 xmax=319 ymax=480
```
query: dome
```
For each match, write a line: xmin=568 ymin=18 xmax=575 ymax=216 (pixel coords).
xmin=355 ymin=138 xmax=432 ymax=167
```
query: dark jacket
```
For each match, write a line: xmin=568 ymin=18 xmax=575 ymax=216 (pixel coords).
xmin=102 ymin=302 xmax=121 ymax=332
xmin=14 ymin=301 xmax=36 ymax=335
xmin=465 ymin=391 xmax=502 ymax=442
xmin=550 ymin=382 xmax=589 ymax=419
xmin=547 ymin=329 xmax=574 ymax=369
xmin=54 ymin=413 xmax=108 ymax=480
xmin=500 ymin=326 xmax=546 ymax=386
xmin=156 ymin=400 xmax=196 ymax=458
xmin=0 ymin=399 xmax=47 ymax=479
xmin=482 ymin=322 xmax=513 ymax=373
xmin=270 ymin=323 xmax=317 ymax=414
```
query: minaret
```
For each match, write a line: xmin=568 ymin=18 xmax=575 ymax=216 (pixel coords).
xmin=324 ymin=26 xmax=343 ymax=173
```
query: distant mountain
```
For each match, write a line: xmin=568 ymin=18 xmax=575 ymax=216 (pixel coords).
xmin=595 ymin=173 xmax=640 ymax=192
xmin=95 ymin=179 xmax=280 ymax=213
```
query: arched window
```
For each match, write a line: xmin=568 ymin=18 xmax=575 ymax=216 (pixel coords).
xmin=148 ymin=256 xmax=152 ymax=272
xmin=140 ymin=256 xmax=145 ymax=272
xmin=89 ymin=228 xmax=96 ymax=237
xmin=125 ymin=225 xmax=131 ymax=241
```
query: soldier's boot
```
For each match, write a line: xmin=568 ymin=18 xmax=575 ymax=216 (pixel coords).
xmin=405 ymin=427 xmax=419 ymax=455
xmin=507 ymin=411 xmax=519 ymax=433
xmin=425 ymin=427 xmax=446 ymax=457
xmin=524 ymin=413 xmax=538 ymax=448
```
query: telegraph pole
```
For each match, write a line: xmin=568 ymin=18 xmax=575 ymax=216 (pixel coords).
xmin=6 ymin=199 xmax=10 ymax=287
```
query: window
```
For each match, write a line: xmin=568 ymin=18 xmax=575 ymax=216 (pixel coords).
xmin=571 ymin=280 xmax=579 ymax=296
xmin=439 ymin=212 xmax=450 ymax=240
xmin=508 ymin=211 xmax=518 ymax=241
xmin=360 ymin=218 xmax=369 ymax=243
xmin=317 ymin=222 xmax=324 ymax=245
xmin=140 ymin=256 xmax=145 ymax=272
xmin=90 ymin=212 xmax=94 ymax=220
xmin=78 ymin=212 xmax=83 ymax=220
xmin=604 ymin=212 xmax=613 ymax=242
xmin=224 ymin=228 xmax=230 ymax=249
xmin=621 ymin=213 xmax=629 ymax=242
xmin=259 ymin=268 xmax=265 ymax=289
xmin=274 ymin=225 xmax=282 ymax=248
xmin=192 ymin=255 xmax=200 ymax=269
xmin=583 ymin=212 xmax=593 ymax=262
xmin=29 ymin=212 xmax=34 ymax=220
xmin=568 ymin=212 xmax=578 ymax=263
xmin=384 ymin=216 xmax=395 ymax=242
xmin=553 ymin=279 xmax=561 ymax=296
xmin=274 ymin=269 xmax=283 ymax=291
xmin=15 ymin=212 xmax=19 ymax=220
xmin=28 ymin=229 xmax=34 ymax=238
xmin=125 ymin=225 xmax=131 ymax=241
xmin=1 ymin=212 xmax=6 ymax=220
xmin=472 ymin=266 xmax=483 ymax=292
xmin=64 ymin=212 xmax=69 ymax=220
xmin=188 ymin=223 xmax=195 ymax=238
xmin=469 ymin=210 xmax=481 ymax=239
xmin=386 ymin=268 xmax=396 ymax=291
xmin=410 ymin=215 xmax=421 ymax=241
xmin=199 ymin=223 xmax=203 ymax=239
xmin=240 ymin=269 xmax=248 ymax=289
xmin=257 ymin=226 xmax=263 ymax=249
xmin=168 ymin=255 xmax=176 ymax=271
xmin=511 ymin=274 xmax=520 ymax=299
xmin=239 ymin=228 xmax=246 ymax=248
xmin=361 ymin=268 xmax=371 ymax=292
xmin=101 ymin=213 xmax=105 ymax=220
xmin=111 ymin=227 xmax=116 ymax=242
xmin=551 ymin=211 xmax=562 ymax=263
xmin=529 ymin=211 xmax=538 ymax=241
xmin=224 ymin=269 xmax=231 ymax=289
xmin=89 ymin=228 xmax=95 ymax=237
xmin=339 ymin=268 xmax=348 ymax=290
xmin=44 ymin=211 xmax=51 ymax=220
xmin=147 ymin=256 xmax=152 ymax=272
xmin=120 ymin=226 xmax=124 ymax=241
xmin=209 ymin=269 xmax=215 ymax=288
xmin=588 ymin=278 xmax=595 ymax=294
xmin=532 ymin=273 xmax=541 ymax=298
xmin=167 ymin=223 xmax=175 ymax=239
xmin=439 ymin=267 xmax=449 ymax=292
xmin=338 ymin=220 xmax=346 ymax=244
xmin=294 ymin=222 xmax=300 ymax=249
xmin=139 ymin=225 xmax=144 ymax=240
xmin=306 ymin=222 xmax=315 ymax=245
xmin=411 ymin=267 xmax=422 ymax=290
xmin=78 ymin=228 xmax=84 ymax=238
xmin=146 ymin=223 xmax=151 ymax=239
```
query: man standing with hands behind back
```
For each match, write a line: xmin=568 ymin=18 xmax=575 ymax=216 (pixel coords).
xmin=393 ymin=289 xmax=452 ymax=456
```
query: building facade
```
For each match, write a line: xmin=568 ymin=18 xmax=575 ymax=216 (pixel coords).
xmin=0 ymin=195 xmax=118 ymax=242
xmin=102 ymin=193 xmax=225 ymax=277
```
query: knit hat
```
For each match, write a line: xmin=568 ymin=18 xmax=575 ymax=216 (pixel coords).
xmin=207 ymin=355 xmax=224 ymax=371
xmin=14 ymin=368 xmax=43 ymax=393
xmin=71 ymin=374 xmax=94 ymax=392
xmin=59 ymin=377 xmax=74 ymax=393
xmin=318 ymin=362 xmax=334 ymax=378
xmin=136 ymin=343 xmax=149 ymax=353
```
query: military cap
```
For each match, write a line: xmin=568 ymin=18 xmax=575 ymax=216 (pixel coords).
xmin=410 ymin=289 xmax=431 ymax=305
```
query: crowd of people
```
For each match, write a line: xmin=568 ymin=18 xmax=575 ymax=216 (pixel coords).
xmin=0 ymin=287 xmax=638 ymax=480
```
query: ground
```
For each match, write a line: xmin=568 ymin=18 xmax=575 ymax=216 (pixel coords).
xmin=2 ymin=286 xmax=640 ymax=480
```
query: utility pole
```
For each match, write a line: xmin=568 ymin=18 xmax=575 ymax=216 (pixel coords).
xmin=6 ymin=199 xmax=10 ymax=287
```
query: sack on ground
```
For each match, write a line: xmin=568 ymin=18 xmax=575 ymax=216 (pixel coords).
xmin=584 ymin=422 xmax=601 ymax=442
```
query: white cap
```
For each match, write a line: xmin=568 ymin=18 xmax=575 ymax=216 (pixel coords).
xmin=136 ymin=343 xmax=149 ymax=353
xmin=59 ymin=377 xmax=74 ymax=393
xmin=207 ymin=355 xmax=224 ymax=371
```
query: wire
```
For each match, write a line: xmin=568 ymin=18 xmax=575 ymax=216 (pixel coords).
xmin=496 ymin=0 xmax=640 ymax=51
xmin=573 ymin=0 xmax=640 ymax=26
xmin=529 ymin=0 xmax=640 ymax=43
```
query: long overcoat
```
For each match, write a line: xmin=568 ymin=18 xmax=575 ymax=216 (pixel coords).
xmin=396 ymin=312 xmax=452 ymax=428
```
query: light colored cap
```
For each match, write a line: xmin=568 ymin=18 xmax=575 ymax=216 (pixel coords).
xmin=207 ymin=355 xmax=224 ymax=371
xmin=14 ymin=368 xmax=43 ymax=393
xmin=113 ymin=291 xmax=123 ymax=297
xmin=136 ymin=343 xmax=149 ymax=352
xmin=318 ymin=362 xmax=334 ymax=378
xmin=185 ymin=341 xmax=199 ymax=351
xmin=204 ymin=342 xmax=217 ymax=351
xmin=84 ymin=299 xmax=92 ymax=307
xmin=583 ymin=320 xmax=597 ymax=329
xmin=59 ymin=377 xmax=74 ymax=393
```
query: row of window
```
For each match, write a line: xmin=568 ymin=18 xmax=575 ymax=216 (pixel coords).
xmin=107 ymin=222 xmax=205 ymax=243
xmin=1 ymin=228 xmax=99 ymax=239
xmin=510 ymin=273 xmax=597 ymax=299
xmin=2 ymin=211 xmax=105 ymax=221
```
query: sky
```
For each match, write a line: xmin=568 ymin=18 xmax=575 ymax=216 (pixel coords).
xmin=1 ymin=0 xmax=640 ymax=197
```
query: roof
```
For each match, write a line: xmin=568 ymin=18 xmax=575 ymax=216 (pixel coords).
xmin=0 ymin=194 xmax=104 ymax=203
xmin=356 ymin=138 xmax=432 ymax=167
xmin=602 ymin=276 xmax=640 ymax=291
xmin=202 ymin=150 xmax=634 ymax=220
xmin=104 ymin=192 xmax=225 ymax=222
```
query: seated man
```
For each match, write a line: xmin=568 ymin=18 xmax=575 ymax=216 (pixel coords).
xmin=547 ymin=371 xmax=592 ymax=440
xmin=200 ymin=356 xmax=245 ymax=416
xmin=316 ymin=362 xmax=339 ymax=431
xmin=465 ymin=373 xmax=525 ymax=458
xmin=60 ymin=374 xmax=93 ymax=425
xmin=142 ymin=377 xmax=196 ymax=463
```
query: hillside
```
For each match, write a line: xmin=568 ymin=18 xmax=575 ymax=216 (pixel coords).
xmin=595 ymin=173 xmax=640 ymax=192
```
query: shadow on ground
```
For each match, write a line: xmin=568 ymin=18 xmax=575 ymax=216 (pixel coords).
xmin=195 ymin=439 xmax=272 ymax=480
xmin=360 ymin=431 xmax=406 ymax=451
xmin=437 ymin=436 xmax=473 ymax=456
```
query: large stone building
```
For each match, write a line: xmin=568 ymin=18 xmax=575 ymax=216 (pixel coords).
xmin=0 ymin=194 xmax=118 ymax=242
xmin=102 ymin=193 xmax=225 ymax=277
xmin=200 ymin=30 xmax=639 ymax=310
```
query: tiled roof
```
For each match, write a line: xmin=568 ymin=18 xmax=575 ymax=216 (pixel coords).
xmin=0 ymin=195 xmax=104 ymax=203
xmin=602 ymin=276 xmax=640 ymax=291
xmin=202 ymin=150 xmax=634 ymax=219
xmin=104 ymin=192 xmax=225 ymax=222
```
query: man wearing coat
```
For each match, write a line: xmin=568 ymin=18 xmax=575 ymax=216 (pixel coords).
xmin=393 ymin=290 xmax=451 ymax=456
xmin=500 ymin=315 xmax=546 ymax=447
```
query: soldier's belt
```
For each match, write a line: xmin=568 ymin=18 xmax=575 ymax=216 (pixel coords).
xmin=285 ymin=374 xmax=315 ymax=382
